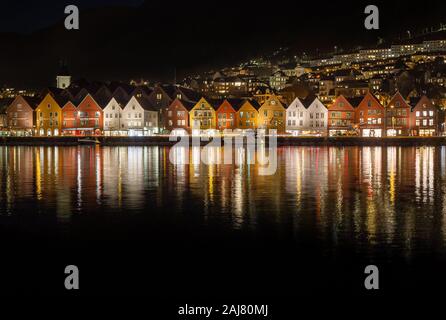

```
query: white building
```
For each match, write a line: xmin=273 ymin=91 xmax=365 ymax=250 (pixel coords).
xmin=285 ymin=97 xmax=327 ymax=136
xmin=103 ymin=97 xmax=125 ymax=135
xmin=122 ymin=96 xmax=159 ymax=136
xmin=285 ymin=98 xmax=307 ymax=135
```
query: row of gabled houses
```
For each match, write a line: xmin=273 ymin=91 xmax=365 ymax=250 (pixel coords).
xmin=0 ymin=83 xmax=443 ymax=137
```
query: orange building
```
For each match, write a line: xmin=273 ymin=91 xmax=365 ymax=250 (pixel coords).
xmin=216 ymin=99 xmax=240 ymax=131
xmin=355 ymin=92 xmax=385 ymax=137
xmin=62 ymin=101 xmax=78 ymax=135
xmin=76 ymin=94 xmax=103 ymax=135
xmin=327 ymin=95 xmax=357 ymax=136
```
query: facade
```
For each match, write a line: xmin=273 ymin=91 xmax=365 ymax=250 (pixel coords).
xmin=327 ymin=95 xmax=356 ymax=136
xmin=61 ymin=101 xmax=78 ymax=135
xmin=189 ymin=97 xmax=217 ymax=135
xmin=385 ymin=92 xmax=411 ymax=136
xmin=36 ymin=93 xmax=63 ymax=136
xmin=76 ymin=94 xmax=103 ymax=135
xmin=122 ymin=96 xmax=158 ymax=136
xmin=235 ymin=100 xmax=259 ymax=131
xmin=305 ymin=98 xmax=328 ymax=136
xmin=216 ymin=99 xmax=238 ymax=131
xmin=103 ymin=97 xmax=125 ymax=135
xmin=166 ymin=98 xmax=194 ymax=134
xmin=5 ymin=95 xmax=37 ymax=136
xmin=147 ymin=85 xmax=173 ymax=133
xmin=285 ymin=97 xmax=307 ymax=135
xmin=355 ymin=92 xmax=385 ymax=137
xmin=258 ymin=94 xmax=286 ymax=133
xmin=410 ymin=96 xmax=438 ymax=136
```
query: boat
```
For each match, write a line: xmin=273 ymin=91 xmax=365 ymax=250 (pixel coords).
xmin=78 ymin=137 xmax=100 ymax=145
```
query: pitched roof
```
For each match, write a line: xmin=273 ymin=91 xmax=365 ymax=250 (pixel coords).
xmin=135 ymin=96 xmax=156 ymax=111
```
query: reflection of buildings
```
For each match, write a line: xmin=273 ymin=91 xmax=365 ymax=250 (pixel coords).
xmin=0 ymin=144 xmax=446 ymax=257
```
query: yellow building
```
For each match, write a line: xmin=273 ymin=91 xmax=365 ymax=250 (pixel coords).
xmin=36 ymin=93 xmax=63 ymax=136
xmin=236 ymin=99 xmax=259 ymax=130
xmin=258 ymin=94 xmax=286 ymax=133
xmin=189 ymin=97 xmax=216 ymax=134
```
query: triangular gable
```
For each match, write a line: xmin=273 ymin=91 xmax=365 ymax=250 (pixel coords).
xmin=358 ymin=91 xmax=384 ymax=109
xmin=329 ymin=95 xmax=354 ymax=111
xmin=307 ymin=97 xmax=327 ymax=111
xmin=7 ymin=95 xmax=35 ymax=113
xmin=287 ymin=97 xmax=306 ymax=110
xmin=77 ymin=93 xmax=101 ymax=111
xmin=388 ymin=91 xmax=410 ymax=108
xmin=216 ymin=99 xmax=237 ymax=113
xmin=261 ymin=94 xmax=285 ymax=109
xmin=37 ymin=93 xmax=62 ymax=110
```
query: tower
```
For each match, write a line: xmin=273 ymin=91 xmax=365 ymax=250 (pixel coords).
xmin=56 ymin=61 xmax=71 ymax=89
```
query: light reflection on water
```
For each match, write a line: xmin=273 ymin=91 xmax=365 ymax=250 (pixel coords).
xmin=0 ymin=145 xmax=445 ymax=258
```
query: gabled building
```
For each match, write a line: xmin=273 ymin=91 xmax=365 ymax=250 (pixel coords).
xmin=410 ymin=96 xmax=439 ymax=136
xmin=306 ymin=98 xmax=328 ymax=136
xmin=36 ymin=93 xmax=63 ymax=136
xmin=5 ymin=95 xmax=38 ymax=136
xmin=61 ymin=101 xmax=78 ymax=135
xmin=76 ymin=94 xmax=103 ymax=135
xmin=147 ymin=85 xmax=174 ymax=132
xmin=385 ymin=92 xmax=411 ymax=136
xmin=235 ymin=99 xmax=260 ymax=131
xmin=285 ymin=97 xmax=307 ymax=135
xmin=103 ymin=97 xmax=125 ymax=135
xmin=122 ymin=96 xmax=158 ymax=136
xmin=189 ymin=97 xmax=217 ymax=135
xmin=355 ymin=92 xmax=385 ymax=137
xmin=258 ymin=94 xmax=286 ymax=133
xmin=216 ymin=99 xmax=242 ymax=131
xmin=166 ymin=98 xmax=195 ymax=134
xmin=327 ymin=95 xmax=357 ymax=136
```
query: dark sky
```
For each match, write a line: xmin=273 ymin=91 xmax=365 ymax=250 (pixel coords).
xmin=1 ymin=0 xmax=446 ymax=88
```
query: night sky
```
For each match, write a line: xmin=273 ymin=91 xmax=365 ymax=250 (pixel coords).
xmin=1 ymin=0 xmax=445 ymax=88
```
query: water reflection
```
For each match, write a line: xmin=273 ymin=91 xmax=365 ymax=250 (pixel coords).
xmin=0 ymin=145 xmax=446 ymax=258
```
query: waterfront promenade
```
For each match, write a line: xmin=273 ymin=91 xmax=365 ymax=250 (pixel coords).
xmin=2 ymin=136 xmax=446 ymax=146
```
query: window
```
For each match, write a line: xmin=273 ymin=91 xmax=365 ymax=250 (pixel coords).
xmin=156 ymin=93 xmax=162 ymax=100
xmin=416 ymin=111 xmax=420 ymax=117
